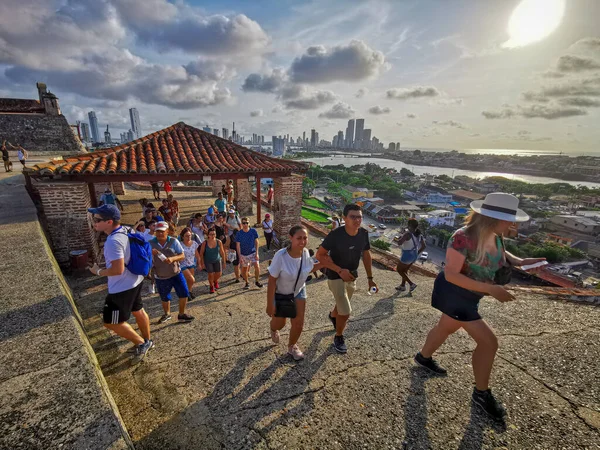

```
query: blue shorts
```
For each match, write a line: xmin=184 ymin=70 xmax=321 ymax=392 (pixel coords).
xmin=156 ymin=272 xmax=189 ymax=302
xmin=181 ymin=264 xmax=196 ymax=271
xmin=272 ymin=287 xmax=307 ymax=308
xmin=400 ymin=250 xmax=418 ymax=265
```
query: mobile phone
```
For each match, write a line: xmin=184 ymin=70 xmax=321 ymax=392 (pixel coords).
xmin=520 ymin=261 xmax=548 ymax=271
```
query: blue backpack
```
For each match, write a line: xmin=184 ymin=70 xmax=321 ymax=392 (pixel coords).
xmin=123 ymin=230 xmax=153 ymax=276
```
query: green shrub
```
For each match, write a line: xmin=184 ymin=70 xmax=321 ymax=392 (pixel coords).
xmin=372 ymin=239 xmax=391 ymax=251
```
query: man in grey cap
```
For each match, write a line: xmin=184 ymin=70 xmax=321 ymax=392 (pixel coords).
xmin=88 ymin=204 xmax=153 ymax=362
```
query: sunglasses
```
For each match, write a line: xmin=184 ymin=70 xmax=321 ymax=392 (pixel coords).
xmin=242 ymin=222 xmax=249 ymax=225
xmin=92 ymin=217 xmax=109 ymax=223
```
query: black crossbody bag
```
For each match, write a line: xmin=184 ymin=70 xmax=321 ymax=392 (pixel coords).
xmin=274 ymin=252 xmax=303 ymax=319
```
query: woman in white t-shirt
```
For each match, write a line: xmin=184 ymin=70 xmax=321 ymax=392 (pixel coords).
xmin=262 ymin=213 xmax=274 ymax=250
xmin=266 ymin=225 xmax=326 ymax=360
xmin=179 ymin=227 xmax=201 ymax=300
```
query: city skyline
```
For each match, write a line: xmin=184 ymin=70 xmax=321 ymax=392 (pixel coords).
xmin=0 ymin=1 xmax=599 ymax=152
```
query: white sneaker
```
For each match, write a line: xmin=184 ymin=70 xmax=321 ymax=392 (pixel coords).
xmin=288 ymin=344 xmax=305 ymax=361
xmin=271 ymin=329 xmax=280 ymax=344
xmin=149 ymin=284 xmax=156 ymax=294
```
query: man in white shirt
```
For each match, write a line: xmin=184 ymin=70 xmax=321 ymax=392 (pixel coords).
xmin=88 ymin=204 xmax=153 ymax=362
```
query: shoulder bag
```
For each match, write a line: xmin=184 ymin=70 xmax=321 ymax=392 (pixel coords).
xmin=274 ymin=250 xmax=304 ymax=318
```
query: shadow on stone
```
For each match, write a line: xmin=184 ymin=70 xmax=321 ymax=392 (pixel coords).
xmin=403 ymin=366 xmax=433 ymax=450
xmin=457 ymin=402 xmax=506 ymax=450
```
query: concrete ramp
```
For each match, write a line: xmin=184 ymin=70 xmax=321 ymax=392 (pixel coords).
xmin=0 ymin=177 xmax=132 ymax=449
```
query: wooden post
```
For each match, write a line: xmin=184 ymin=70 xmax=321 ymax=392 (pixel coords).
xmin=256 ymin=175 xmax=261 ymax=225
xmin=88 ymin=183 xmax=97 ymax=207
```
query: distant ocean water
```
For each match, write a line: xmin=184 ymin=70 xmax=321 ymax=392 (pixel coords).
xmin=395 ymin=148 xmax=600 ymax=157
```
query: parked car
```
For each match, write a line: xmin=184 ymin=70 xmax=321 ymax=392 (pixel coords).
xmin=378 ymin=224 xmax=387 ymax=229
xmin=419 ymin=251 xmax=429 ymax=261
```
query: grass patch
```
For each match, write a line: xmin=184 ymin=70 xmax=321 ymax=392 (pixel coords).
xmin=301 ymin=207 xmax=330 ymax=223
xmin=303 ymin=197 xmax=329 ymax=210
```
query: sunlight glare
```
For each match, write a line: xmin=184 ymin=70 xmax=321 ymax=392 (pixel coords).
xmin=503 ymin=0 xmax=565 ymax=48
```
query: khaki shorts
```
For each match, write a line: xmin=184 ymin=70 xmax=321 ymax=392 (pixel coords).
xmin=327 ymin=278 xmax=356 ymax=316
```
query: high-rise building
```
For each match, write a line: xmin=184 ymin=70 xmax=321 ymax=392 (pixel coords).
xmin=336 ymin=130 xmax=344 ymax=148
xmin=80 ymin=122 xmax=91 ymax=142
xmin=120 ymin=132 xmax=127 ymax=143
xmin=362 ymin=129 xmax=372 ymax=148
xmin=315 ymin=132 xmax=319 ymax=146
xmin=302 ymin=131 xmax=306 ymax=147
xmin=396 ymin=142 xmax=401 ymax=150
xmin=310 ymin=129 xmax=317 ymax=147
xmin=332 ymin=135 xmax=338 ymax=147
xmin=129 ymin=108 xmax=142 ymax=139
xmin=222 ymin=128 xmax=229 ymax=140
xmin=88 ymin=111 xmax=100 ymax=143
xmin=127 ymin=129 xmax=134 ymax=142
xmin=203 ymin=125 xmax=211 ymax=133
xmin=372 ymin=137 xmax=379 ymax=150
xmin=388 ymin=142 xmax=396 ymax=152
xmin=272 ymin=136 xmax=285 ymax=156
xmin=354 ymin=119 xmax=364 ymax=149
xmin=104 ymin=125 xmax=112 ymax=144
xmin=345 ymin=119 xmax=355 ymax=148
xmin=212 ymin=128 xmax=220 ymax=137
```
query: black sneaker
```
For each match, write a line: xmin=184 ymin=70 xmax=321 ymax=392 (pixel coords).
xmin=328 ymin=312 xmax=337 ymax=330
xmin=414 ymin=352 xmax=447 ymax=375
xmin=472 ymin=388 xmax=507 ymax=420
xmin=178 ymin=313 xmax=195 ymax=323
xmin=255 ymin=281 xmax=263 ymax=288
xmin=333 ymin=335 xmax=347 ymax=354
xmin=234 ymin=278 xmax=240 ymax=283
xmin=188 ymin=292 xmax=196 ymax=300
xmin=158 ymin=314 xmax=172 ymax=324
xmin=244 ymin=282 xmax=250 ymax=289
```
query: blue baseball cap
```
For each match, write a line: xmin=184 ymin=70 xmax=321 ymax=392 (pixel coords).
xmin=88 ymin=204 xmax=121 ymax=221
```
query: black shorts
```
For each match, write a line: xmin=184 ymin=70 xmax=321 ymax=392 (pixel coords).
xmin=431 ymin=271 xmax=484 ymax=322
xmin=103 ymin=283 xmax=144 ymax=324
xmin=2 ymin=156 xmax=8 ymax=162
xmin=19 ymin=159 xmax=26 ymax=166
xmin=206 ymin=261 xmax=222 ymax=273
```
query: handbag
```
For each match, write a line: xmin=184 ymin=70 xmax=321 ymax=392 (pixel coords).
xmin=274 ymin=251 xmax=304 ymax=319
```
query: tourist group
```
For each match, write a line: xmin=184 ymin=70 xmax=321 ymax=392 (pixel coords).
xmin=88 ymin=186 xmax=544 ymax=421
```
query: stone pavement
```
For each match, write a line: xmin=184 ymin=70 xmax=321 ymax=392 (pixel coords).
xmin=0 ymin=163 xmax=132 ymax=449
xmin=67 ymin=189 xmax=600 ymax=450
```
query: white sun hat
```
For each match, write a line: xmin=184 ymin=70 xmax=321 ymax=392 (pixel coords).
xmin=470 ymin=192 xmax=529 ymax=222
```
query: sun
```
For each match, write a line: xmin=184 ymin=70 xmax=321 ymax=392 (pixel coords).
xmin=503 ymin=0 xmax=565 ymax=48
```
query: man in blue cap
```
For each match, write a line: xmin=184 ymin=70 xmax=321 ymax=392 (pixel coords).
xmin=87 ymin=204 xmax=153 ymax=362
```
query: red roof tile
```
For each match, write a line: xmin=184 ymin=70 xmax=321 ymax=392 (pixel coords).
xmin=32 ymin=122 xmax=308 ymax=178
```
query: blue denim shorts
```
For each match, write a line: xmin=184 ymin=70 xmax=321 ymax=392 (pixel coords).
xmin=431 ymin=271 xmax=484 ymax=322
xmin=156 ymin=272 xmax=189 ymax=302
xmin=400 ymin=249 xmax=418 ymax=264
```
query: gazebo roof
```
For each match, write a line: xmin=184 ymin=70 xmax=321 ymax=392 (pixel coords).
xmin=31 ymin=122 xmax=308 ymax=180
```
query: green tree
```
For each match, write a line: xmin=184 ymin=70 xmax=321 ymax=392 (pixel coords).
xmin=302 ymin=177 xmax=316 ymax=198
xmin=371 ymin=239 xmax=392 ymax=251
xmin=400 ymin=168 xmax=414 ymax=177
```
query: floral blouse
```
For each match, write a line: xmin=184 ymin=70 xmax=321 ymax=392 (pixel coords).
xmin=447 ymin=227 xmax=505 ymax=282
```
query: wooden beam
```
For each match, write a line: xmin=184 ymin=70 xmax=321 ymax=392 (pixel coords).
xmin=256 ymin=175 xmax=261 ymax=226
xmin=88 ymin=182 xmax=97 ymax=207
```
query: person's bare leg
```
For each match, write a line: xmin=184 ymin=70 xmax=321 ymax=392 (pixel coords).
xmin=289 ymin=300 xmax=306 ymax=347
xmin=104 ymin=322 xmax=144 ymax=345
xmin=162 ymin=300 xmax=170 ymax=315
xmin=183 ymin=269 xmax=195 ymax=291
xmin=331 ymin=304 xmax=339 ymax=318
xmin=132 ymin=309 xmax=151 ymax=341
xmin=214 ymin=271 xmax=222 ymax=285
xmin=462 ymin=319 xmax=499 ymax=390
xmin=234 ymin=264 xmax=240 ymax=280
xmin=207 ymin=272 xmax=214 ymax=288
xmin=254 ymin=262 xmax=260 ymax=282
xmin=178 ymin=297 xmax=188 ymax=315
xmin=421 ymin=314 xmax=462 ymax=358
xmin=242 ymin=266 xmax=249 ymax=283
xmin=335 ymin=314 xmax=349 ymax=336
xmin=270 ymin=316 xmax=286 ymax=331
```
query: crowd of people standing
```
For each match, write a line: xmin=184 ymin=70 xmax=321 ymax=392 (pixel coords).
xmin=88 ymin=184 xmax=543 ymax=422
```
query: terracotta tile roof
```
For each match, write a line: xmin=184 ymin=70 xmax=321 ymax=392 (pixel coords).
xmin=0 ymin=99 xmax=45 ymax=114
xmin=31 ymin=122 xmax=308 ymax=178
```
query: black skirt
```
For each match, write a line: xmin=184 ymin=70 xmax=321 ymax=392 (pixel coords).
xmin=431 ymin=271 xmax=484 ymax=322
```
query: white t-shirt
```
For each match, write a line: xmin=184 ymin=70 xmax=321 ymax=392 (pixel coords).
xmin=401 ymin=232 xmax=424 ymax=251
xmin=262 ymin=219 xmax=273 ymax=234
xmin=142 ymin=230 xmax=155 ymax=242
xmin=104 ymin=227 xmax=144 ymax=294
xmin=181 ymin=241 xmax=200 ymax=268
xmin=268 ymin=248 xmax=314 ymax=296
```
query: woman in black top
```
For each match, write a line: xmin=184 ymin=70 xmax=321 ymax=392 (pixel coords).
xmin=214 ymin=214 xmax=228 ymax=246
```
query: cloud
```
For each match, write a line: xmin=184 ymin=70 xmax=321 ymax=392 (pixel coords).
xmin=541 ymin=71 xmax=566 ymax=79
xmin=241 ymin=68 xmax=287 ymax=93
xmin=368 ymin=105 xmax=391 ymax=115
xmin=250 ymin=109 xmax=263 ymax=117
xmin=318 ymin=102 xmax=355 ymax=119
xmin=557 ymin=97 xmax=600 ymax=107
xmin=355 ymin=88 xmax=368 ymax=98
xmin=406 ymin=113 xmax=417 ymax=119
xmin=517 ymin=130 xmax=531 ymax=136
xmin=468 ymin=133 xmax=480 ymax=137
xmin=437 ymin=98 xmax=464 ymax=106
xmin=284 ymin=89 xmax=337 ymax=110
xmin=540 ymin=78 xmax=600 ymax=97
xmin=557 ymin=55 xmax=600 ymax=73
xmin=289 ymin=40 xmax=389 ymax=84
xmin=482 ymin=104 xmax=587 ymax=120
xmin=522 ymin=91 xmax=550 ymax=103
xmin=386 ymin=86 xmax=440 ymax=100
xmin=570 ymin=37 xmax=600 ymax=50
xmin=432 ymin=120 xmax=465 ymax=129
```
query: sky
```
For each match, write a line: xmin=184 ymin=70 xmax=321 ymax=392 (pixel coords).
xmin=0 ymin=0 xmax=599 ymax=153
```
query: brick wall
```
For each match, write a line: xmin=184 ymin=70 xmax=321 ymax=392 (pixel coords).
xmin=0 ymin=114 xmax=85 ymax=154
xmin=235 ymin=178 xmax=253 ymax=216
xmin=272 ymin=174 xmax=303 ymax=244
xmin=211 ymin=179 xmax=224 ymax=196
xmin=36 ymin=182 xmax=99 ymax=266
xmin=112 ymin=182 xmax=125 ymax=195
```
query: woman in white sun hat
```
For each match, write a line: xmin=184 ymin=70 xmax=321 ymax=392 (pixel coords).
xmin=414 ymin=193 xmax=546 ymax=421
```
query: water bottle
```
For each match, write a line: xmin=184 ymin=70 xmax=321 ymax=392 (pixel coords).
xmin=367 ymin=286 xmax=378 ymax=296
